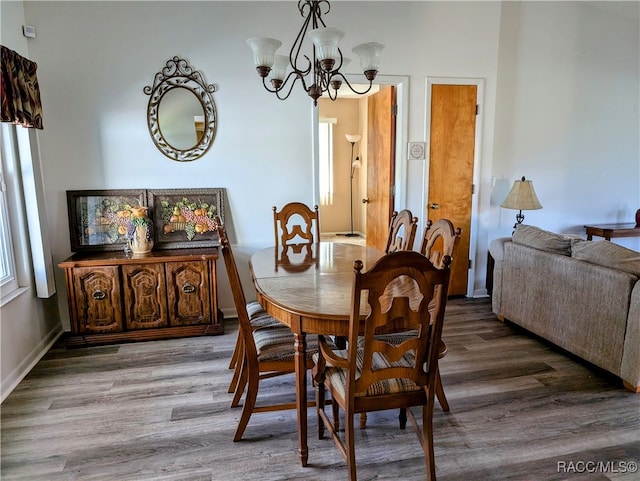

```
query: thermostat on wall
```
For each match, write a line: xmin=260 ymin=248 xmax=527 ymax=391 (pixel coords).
xmin=22 ymin=25 xmax=36 ymax=38
xmin=407 ymin=142 xmax=426 ymax=160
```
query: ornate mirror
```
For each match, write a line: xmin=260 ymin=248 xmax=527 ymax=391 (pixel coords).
xmin=144 ymin=56 xmax=217 ymax=161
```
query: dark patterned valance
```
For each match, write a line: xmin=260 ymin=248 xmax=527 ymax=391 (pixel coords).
xmin=1 ymin=45 xmax=44 ymax=129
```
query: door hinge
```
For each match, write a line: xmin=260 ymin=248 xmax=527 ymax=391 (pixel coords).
xmin=390 ymin=185 xmax=396 ymax=196
xmin=392 ymin=104 xmax=398 ymax=116
xmin=468 ymin=259 xmax=472 ymax=269
xmin=472 ymin=183 xmax=475 ymax=195
xmin=475 ymin=104 xmax=479 ymax=115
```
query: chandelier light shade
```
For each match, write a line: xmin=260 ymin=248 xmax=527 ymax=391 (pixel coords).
xmin=246 ymin=38 xmax=282 ymax=72
xmin=501 ymin=176 xmax=543 ymax=231
xmin=246 ymin=0 xmax=384 ymax=105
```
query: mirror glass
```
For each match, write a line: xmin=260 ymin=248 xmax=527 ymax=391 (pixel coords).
xmin=158 ymin=87 xmax=205 ymax=150
xmin=145 ymin=56 xmax=217 ymax=162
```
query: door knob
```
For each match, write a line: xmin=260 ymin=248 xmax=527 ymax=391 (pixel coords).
xmin=430 ymin=203 xmax=440 ymax=209
xmin=362 ymin=198 xmax=370 ymax=204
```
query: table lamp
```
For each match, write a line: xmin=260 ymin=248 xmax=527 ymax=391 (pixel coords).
xmin=501 ymin=176 xmax=542 ymax=232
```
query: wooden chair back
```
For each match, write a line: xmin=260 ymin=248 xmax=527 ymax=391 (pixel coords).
xmin=420 ymin=218 xmax=462 ymax=268
xmin=314 ymin=250 xmax=451 ymax=480
xmin=273 ymin=202 xmax=320 ymax=248
xmin=212 ymin=217 xmax=259 ymax=371
xmin=349 ymin=251 xmax=450 ymax=395
xmin=385 ymin=209 xmax=418 ymax=253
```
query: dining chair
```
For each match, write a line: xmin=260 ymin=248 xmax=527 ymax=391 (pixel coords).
xmin=228 ymin=203 xmax=319 ymax=391
xmin=385 ymin=209 xmax=418 ymax=253
xmin=213 ymin=217 xmax=328 ymax=441
xmin=313 ymin=250 xmax=452 ymax=481
xmin=273 ymin=202 xmax=320 ymax=248
xmin=358 ymin=218 xmax=461 ymax=430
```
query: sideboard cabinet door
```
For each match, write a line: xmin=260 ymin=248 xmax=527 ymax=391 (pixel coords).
xmin=122 ymin=263 xmax=169 ymax=330
xmin=72 ymin=266 xmax=123 ymax=333
xmin=165 ymin=261 xmax=211 ymax=326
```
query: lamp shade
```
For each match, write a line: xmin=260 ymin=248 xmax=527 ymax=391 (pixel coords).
xmin=307 ymin=27 xmax=344 ymax=62
xmin=501 ymin=176 xmax=543 ymax=210
xmin=246 ymin=37 xmax=282 ymax=68
xmin=345 ymin=133 xmax=361 ymax=143
xmin=352 ymin=42 xmax=384 ymax=71
xmin=268 ymin=55 xmax=289 ymax=82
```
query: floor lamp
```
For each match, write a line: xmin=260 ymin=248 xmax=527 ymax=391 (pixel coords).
xmin=344 ymin=133 xmax=361 ymax=237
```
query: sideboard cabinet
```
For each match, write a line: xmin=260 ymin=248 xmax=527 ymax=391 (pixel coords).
xmin=59 ymin=248 xmax=223 ymax=347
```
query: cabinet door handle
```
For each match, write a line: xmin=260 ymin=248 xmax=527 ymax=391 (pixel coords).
xmin=92 ymin=290 xmax=106 ymax=300
xmin=182 ymin=283 xmax=196 ymax=294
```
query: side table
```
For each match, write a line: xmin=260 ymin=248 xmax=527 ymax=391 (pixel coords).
xmin=584 ymin=223 xmax=640 ymax=241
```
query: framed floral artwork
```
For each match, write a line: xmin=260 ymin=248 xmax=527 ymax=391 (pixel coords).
xmin=66 ymin=189 xmax=148 ymax=252
xmin=148 ymin=188 xmax=225 ymax=249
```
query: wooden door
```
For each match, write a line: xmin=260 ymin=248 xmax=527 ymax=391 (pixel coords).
xmin=428 ymin=84 xmax=477 ymax=295
xmin=365 ymin=86 xmax=396 ymax=251
xmin=72 ymin=266 xmax=122 ymax=333
xmin=122 ymin=263 xmax=168 ymax=330
xmin=166 ymin=261 xmax=211 ymax=326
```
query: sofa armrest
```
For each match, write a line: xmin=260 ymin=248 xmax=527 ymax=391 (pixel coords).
xmin=488 ymin=237 xmax=512 ymax=317
xmin=621 ymin=280 xmax=640 ymax=392
xmin=489 ymin=236 xmax=510 ymax=262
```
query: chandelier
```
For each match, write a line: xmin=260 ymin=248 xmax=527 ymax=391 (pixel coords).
xmin=246 ymin=0 xmax=384 ymax=106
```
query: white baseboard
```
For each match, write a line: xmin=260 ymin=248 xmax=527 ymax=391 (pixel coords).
xmin=1 ymin=325 xmax=64 ymax=402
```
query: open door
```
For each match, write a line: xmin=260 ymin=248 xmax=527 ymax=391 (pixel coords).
xmin=364 ymin=86 xmax=396 ymax=251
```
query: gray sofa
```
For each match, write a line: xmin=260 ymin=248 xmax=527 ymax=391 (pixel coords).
xmin=489 ymin=225 xmax=640 ymax=392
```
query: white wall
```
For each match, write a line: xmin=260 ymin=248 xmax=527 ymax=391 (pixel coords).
xmin=491 ymin=1 xmax=640 ymax=246
xmin=0 ymin=0 xmax=63 ymax=401
xmin=2 ymin=1 xmax=638 ymax=398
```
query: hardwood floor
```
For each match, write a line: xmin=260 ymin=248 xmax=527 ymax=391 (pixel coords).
xmin=2 ymin=298 xmax=638 ymax=480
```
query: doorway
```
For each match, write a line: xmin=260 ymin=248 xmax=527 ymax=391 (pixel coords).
xmin=315 ymin=75 xmax=408 ymax=246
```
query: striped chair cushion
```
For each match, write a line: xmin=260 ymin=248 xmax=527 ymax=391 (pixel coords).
xmin=357 ymin=332 xmax=417 ymax=347
xmin=246 ymin=301 xmax=283 ymax=329
xmin=313 ymin=348 xmax=422 ymax=399
xmin=254 ymin=328 xmax=333 ymax=363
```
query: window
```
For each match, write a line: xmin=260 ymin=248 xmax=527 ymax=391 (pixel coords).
xmin=0 ymin=125 xmax=19 ymax=298
xmin=0 ymin=123 xmax=56 ymax=304
xmin=319 ymin=119 xmax=336 ymax=206
xmin=0 ymin=168 xmax=17 ymax=293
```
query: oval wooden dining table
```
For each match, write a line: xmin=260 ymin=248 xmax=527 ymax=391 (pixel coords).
xmin=249 ymin=241 xmax=385 ymax=467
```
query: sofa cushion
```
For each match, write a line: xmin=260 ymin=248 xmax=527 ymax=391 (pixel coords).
xmin=571 ymin=240 xmax=640 ymax=277
xmin=512 ymin=224 xmax=573 ymax=256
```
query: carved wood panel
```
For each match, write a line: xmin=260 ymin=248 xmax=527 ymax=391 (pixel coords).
xmin=165 ymin=261 xmax=211 ymax=326
xmin=72 ymin=266 xmax=123 ymax=333
xmin=122 ymin=263 xmax=169 ymax=330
